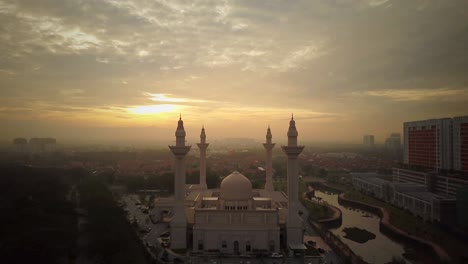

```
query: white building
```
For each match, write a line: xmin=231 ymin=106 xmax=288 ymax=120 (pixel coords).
xmin=192 ymin=171 xmax=281 ymax=254
xmin=352 ymin=173 xmax=456 ymax=223
xmin=156 ymin=116 xmax=305 ymax=255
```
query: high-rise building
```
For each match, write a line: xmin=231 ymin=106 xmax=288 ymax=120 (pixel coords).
xmin=403 ymin=118 xmax=452 ymax=171
xmin=453 ymin=116 xmax=468 ymax=173
xmin=363 ymin=135 xmax=375 ymax=147
xmin=12 ymin=138 xmax=28 ymax=152
xmin=29 ymin=137 xmax=57 ymax=153
xmin=385 ymin=133 xmax=401 ymax=150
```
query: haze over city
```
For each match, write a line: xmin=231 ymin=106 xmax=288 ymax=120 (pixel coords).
xmin=1 ymin=0 xmax=468 ymax=143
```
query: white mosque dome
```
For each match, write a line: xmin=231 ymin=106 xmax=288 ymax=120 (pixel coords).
xmin=220 ymin=171 xmax=253 ymax=200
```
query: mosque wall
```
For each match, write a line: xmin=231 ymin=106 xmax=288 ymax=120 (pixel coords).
xmin=192 ymin=228 xmax=280 ymax=254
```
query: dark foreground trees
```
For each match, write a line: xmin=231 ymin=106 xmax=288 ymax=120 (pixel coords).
xmin=0 ymin=165 xmax=78 ymax=264
xmin=0 ymin=165 xmax=150 ymax=264
xmin=78 ymin=175 xmax=149 ymax=264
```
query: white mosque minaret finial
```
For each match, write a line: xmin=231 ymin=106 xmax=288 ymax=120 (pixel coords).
xmin=287 ymin=113 xmax=298 ymax=146
xmin=175 ymin=114 xmax=186 ymax=146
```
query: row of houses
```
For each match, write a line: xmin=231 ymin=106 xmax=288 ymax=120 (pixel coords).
xmin=351 ymin=173 xmax=456 ymax=224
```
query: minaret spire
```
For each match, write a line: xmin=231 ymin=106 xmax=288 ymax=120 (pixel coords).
xmin=263 ymin=125 xmax=275 ymax=192
xmin=169 ymin=115 xmax=191 ymax=249
xmin=197 ymin=126 xmax=209 ymax=190
xmin=282 ymin=115 xmax=305 ymax=248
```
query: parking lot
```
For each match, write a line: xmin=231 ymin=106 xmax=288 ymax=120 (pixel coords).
xmin=123 ymin=195 xmax=170 ymax=259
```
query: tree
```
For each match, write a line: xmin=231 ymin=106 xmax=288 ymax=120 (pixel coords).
xmin=187 ymin=170 xmax=200 ymax=184
xmin=206 ymin=169 xmax=220 ymax=189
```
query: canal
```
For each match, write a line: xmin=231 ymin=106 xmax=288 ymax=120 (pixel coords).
xmin=315 ymin=190 xmax=412 ymax=264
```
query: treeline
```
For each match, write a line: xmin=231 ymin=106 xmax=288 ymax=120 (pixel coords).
xmin=124 ymin=169 xmax=221 ymax=193
xmin=0 ymin=165 xmax=80 ymax=264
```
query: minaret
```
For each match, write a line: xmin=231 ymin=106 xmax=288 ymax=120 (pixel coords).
xmin=197 ymin=126 xmax=209 ymax=190
xmin=169 ymin=115 xmax=191 ymax=249
xmin=263 ymin=126 xmax=275 ymax=192
xmin=281 ymin=114 xmax=305 ymax=249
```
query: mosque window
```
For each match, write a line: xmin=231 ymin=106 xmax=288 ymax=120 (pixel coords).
xmin=222 ymin=240 xmax=227 ymax=248
xmin=246 ymin=241 xmax=251 ymax=252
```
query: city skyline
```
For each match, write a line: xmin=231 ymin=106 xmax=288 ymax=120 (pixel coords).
xmin=1 ymin=0 xmax=468 ymax=143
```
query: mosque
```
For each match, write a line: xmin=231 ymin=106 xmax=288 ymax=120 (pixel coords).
xmin=155 ymin=115 xmax=305 ymax=255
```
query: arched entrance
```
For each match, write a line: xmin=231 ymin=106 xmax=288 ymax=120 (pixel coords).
xmin=233 ymin=241 xmax=239 ymax=254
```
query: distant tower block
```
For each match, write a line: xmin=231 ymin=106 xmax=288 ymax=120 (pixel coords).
xmin=197 ymin=126 xmax=209 ymax=190
xmin=281 ymin=114 xmax=305 ymax=248
xmin=169 ymin=115 xmax=191 ymax=249
xmin=263 ymin=126 xmax=275 ymax=192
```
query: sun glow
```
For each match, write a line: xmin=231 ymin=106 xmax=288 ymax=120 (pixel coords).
xmin=128 ymin=104 xmax=179 ymax=115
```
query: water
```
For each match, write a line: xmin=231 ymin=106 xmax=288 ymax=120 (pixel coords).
xmin=315 ymin=190 xmax=411 ymax=264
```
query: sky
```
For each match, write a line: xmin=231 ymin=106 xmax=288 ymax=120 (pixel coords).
xmin=1 ymin=0 xmax=468 ymax=144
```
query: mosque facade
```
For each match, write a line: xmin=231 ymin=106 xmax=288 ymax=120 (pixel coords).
xmin=156 ymin=115 xmax=305 ymax=254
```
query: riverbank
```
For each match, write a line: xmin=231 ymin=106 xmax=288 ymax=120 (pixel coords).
xmin=306 ymin=180 xmax=453 ymax=262
xmin=338 ymin=192 xmax=451 ymax=263
xmin=309 ymin=221 xmax=367 ymax=264
xmin=308 ymin=179 xmax=455 ymax=261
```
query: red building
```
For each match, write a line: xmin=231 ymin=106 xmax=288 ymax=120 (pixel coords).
xmin=407 ymin=125 xmax=437 ymax=168
xmin=404 ymin=118 xmax=453 ymax=171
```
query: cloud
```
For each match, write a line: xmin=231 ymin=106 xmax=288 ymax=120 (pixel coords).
xmin=368 ymin=0 xmax=390 ymax=7
xmin=144 ymin=93 xmax=210 ymax=104
xmin=1 ymin=0 xmax=468 ymax=141
xmin=359 ymin=88 xmax=467 ymax=101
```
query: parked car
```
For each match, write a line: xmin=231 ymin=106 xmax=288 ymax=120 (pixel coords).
xmin=270 ymin=253 xmax=283 ymax=258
